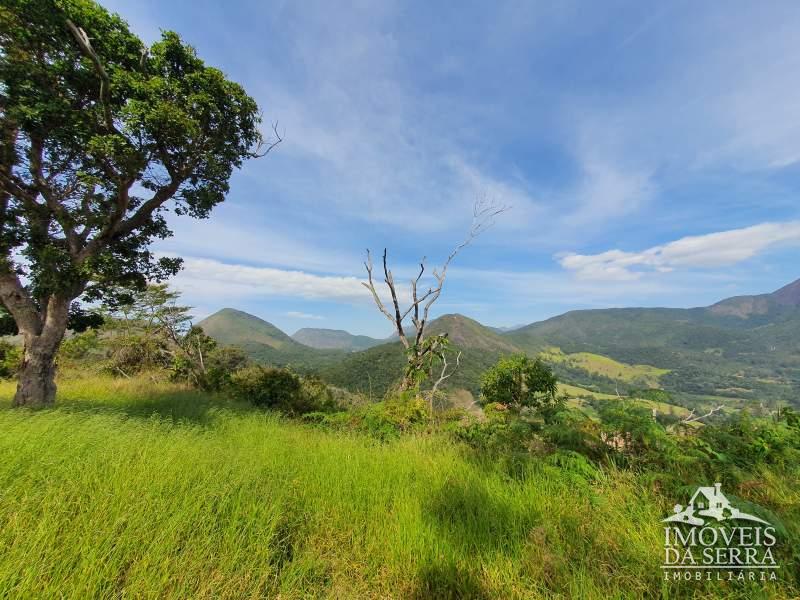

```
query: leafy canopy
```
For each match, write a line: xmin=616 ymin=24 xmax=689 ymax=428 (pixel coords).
xmin=480 ymin=354 xmax=558 ymax=412
xmin=0 ymin=0 xmax=266 ymax=303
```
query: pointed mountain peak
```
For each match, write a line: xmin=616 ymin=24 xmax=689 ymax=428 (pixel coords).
xmin=770 ymin=278 xmax=800 ymax=306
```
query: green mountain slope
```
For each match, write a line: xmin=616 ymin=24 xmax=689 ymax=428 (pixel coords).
xmin=321 ymin=314 xmax=522 ymax=396
xmin=197 ymin=309 xmax=345 ymax=371
xmin=291 ymin=328 xmax=384 ymax=351
xmin=506 ymin=279 xmax=800 ymax=405
xmin=197 ymin=308 xmax=295 ymax=349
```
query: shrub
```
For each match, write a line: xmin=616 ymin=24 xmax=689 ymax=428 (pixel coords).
xmin=229 ymin=365 xmax=303 ymax=412
xmin=228 ymin=366 xmax=340 ymax=415
xmin=299 ymin=375 xmax=340 ymax=413
xmin=360 ymin=394 xmax=430 ymax=439
xmin=480 ymin=354 xmax=558 ymax=413
xmin=0 ymin=340 xmax=21 ymax=379
xmin=59 ymin=329 xmax=101 ymax=362
xmin=172 ymin=344 xmax=249 ymax=391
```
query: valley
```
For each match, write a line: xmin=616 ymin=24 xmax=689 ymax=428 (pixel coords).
xmin=197 ymin=278 xmax=800 ymax=414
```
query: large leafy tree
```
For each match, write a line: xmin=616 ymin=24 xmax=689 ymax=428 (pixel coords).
xmin=0 ymin=0 xmax=276 ymax=405
xmin=479 ymin=354 xmax=558 ymax=412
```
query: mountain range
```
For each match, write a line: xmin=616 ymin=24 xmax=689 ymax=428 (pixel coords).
xmin=197 ymin=278 xmax=800 ymax=408
xmin=291 ymin=328 xmax=384 ymax=351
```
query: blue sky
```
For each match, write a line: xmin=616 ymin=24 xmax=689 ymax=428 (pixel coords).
xmin=105 ymin=0 xmax=800 ymax=337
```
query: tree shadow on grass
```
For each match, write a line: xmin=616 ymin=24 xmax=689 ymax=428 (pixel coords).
xmin=411 ymin=561 xmax=489 ymax=600
xmin=47 ymin=389 xmax=258 ymax=427
xmin=425 ymin=476 xmax=540 ymax=557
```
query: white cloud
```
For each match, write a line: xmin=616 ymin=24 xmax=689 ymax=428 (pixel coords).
xmin=558 ymin=221 xmax=800 ymax=281
xmin=286 ymin=311 xmax=324 ymax=320
xmin=172 ymin=257 xmax=368 ymax=301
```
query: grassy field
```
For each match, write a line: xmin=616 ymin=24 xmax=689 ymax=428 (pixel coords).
xmin=0 ymin=375 xmax=796 ymax=599
xmin=542 ymin=347 xmax=670 ymax=387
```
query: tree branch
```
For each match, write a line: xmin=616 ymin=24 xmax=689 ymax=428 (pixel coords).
xmin=682 ymin=405 xmax=725 ymax=424
xmin=65 ymin=19 xmax=115 ymax=132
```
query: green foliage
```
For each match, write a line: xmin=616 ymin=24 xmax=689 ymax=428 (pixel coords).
xmin=0 ymin=341 xmax=21 ymax=379
xmin=454 ymin=408 xmax=536 ymax=455
xmin=0 ymin=0 xmax=264 ymax=334
xmin=229 ymin=365 xmax=302 ymax=411
xmin=169 ymin=326 xmax=219 ymax=388
xmin=479 ymin=354 xmax=558 ymax=412
xmin=693 ymin=411 xmax=800 ymax=472
xmin=228 ymin=365 xmax=337 ymax=415
xmin=58 ymin=329 xmax=101 ymax=361
xmin=595 ymin=400 xmax=681 ymax=469
xmin=0 ymin=305 xmax=104 ymax=335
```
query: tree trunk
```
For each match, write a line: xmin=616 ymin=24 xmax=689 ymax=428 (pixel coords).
xmin=12 ymin=297 xmax=70 ymax=407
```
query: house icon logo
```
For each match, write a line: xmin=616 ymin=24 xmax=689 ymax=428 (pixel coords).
xmin=662 ymin=482 xmax=769 ymax=527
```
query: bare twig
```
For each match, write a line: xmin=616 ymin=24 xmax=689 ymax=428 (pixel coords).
xmin=682 ymin=405 xmax=724 ymax=424
xmin=253 ymin=121 xmax=283 ymax=157
xmin=361 ymin=199 xmax=508 ymax=390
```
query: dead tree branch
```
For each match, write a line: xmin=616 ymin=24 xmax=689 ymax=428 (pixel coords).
xmin=682 ymin=405 xmax=725 ymax=424
xmin=361 ymin=199 xmax=509 ymax=389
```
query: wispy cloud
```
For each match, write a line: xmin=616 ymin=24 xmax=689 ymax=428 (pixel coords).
xmin=286 ymin=311 xmax=324 ymax=320
xmin=558 ymin=221 xmax=800 ymax=281
xmin=172 ymin=257 xmax=367 ymax=301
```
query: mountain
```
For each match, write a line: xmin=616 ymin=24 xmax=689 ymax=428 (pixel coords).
xmin=291 ymin=328 xmax=383 ymax=351
xmin=321 ymin=314 xmax=523 ymax=396
xmin=198 ymin=279 xmax=800 ymax=407
xmin=198 ymin=308 xmax=295 ymax=349
xmin=506 ymin=279 xmax=800 ymax=405
xmin=708 ymin=278 xmax=800 ymax=318
xmin=489 ymin=324 xmax=526 ymax=333
xmin=197 ymin=309 xmax=345 ymax=371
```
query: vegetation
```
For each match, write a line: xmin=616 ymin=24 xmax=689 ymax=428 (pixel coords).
xmin=0 ymin=373 xmax=797 ymax=599
xmin=479 ymin=354 xmax=558 ymax=412
xmin=0 ymin=0 xmax=271 ymax=406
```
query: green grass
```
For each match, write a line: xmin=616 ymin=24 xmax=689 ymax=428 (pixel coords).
xmin=543 ymin=347 xmax=670 ymax=386
xmin=0 ymin=375 xmax=795 ymax=598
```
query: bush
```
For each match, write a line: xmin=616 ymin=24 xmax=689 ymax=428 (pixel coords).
xmin=480 ymin=354 xmax=558 ymax=413
xmin=59 ymin=329 xmax=101 ymax=362
xmin=0 ymin=340 xmax=21 ymax=379
xmin=229 ymin=365 xmax=303 ymax=412
xmin=172 ymin=344 xmax=249 ymax=391
xmin=360 ymin=395 xmax=429 ymax=439
xmin=228 ymin=366 xmax=340 ymax=415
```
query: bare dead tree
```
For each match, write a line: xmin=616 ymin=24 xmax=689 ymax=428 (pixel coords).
xmin=362 ymin=199 xmax=508 ymax=391
xmin=681 ymin=405 xmax=725 ymax=424
xmin=428 ymin=350 xmax=462 ymax=413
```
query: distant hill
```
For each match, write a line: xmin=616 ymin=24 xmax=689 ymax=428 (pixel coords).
xmin=197 ymin=309 xmax=345 ymax=371
xmin=197 ymin=279 xmax=800 ymax=408
xmin=506 ymin=279 xmax=800 ymax=405
xmin=708 ymin=278 xmax=800 ymax=318
xmin=321 ymin=314 xmax=522 ymax=396
xmin=291 ymin=328 xmax=383 ymax=351
xmin=198 ymin=308 xmax=295 ymax=349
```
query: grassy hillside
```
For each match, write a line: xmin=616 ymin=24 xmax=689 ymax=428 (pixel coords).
xmin=1 ymin=375 xmax=796 ymax=598
xmin=198 ymin=308 xmax=346 ymax=373
xmin=320 ymin=314 xmax=687 ymax=404
xmin=507 ymin=305 xmax=800 ymax=407
xmin=197 ymin=308 xmax=297 ymax=349
xmin=542 ymin=347 xmax=669 ymax=387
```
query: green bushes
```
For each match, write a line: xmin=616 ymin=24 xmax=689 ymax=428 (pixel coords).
xmin=0 ymin=341 xmax=20 ymax=379
xmin=228 ymin=365 xmax=339 ymax=415
xmin=479 ymin=354 xmax=558 ymax=412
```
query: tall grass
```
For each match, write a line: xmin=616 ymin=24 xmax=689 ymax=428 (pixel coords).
xmin=0 ymin=374 xmax=795 ymax=598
